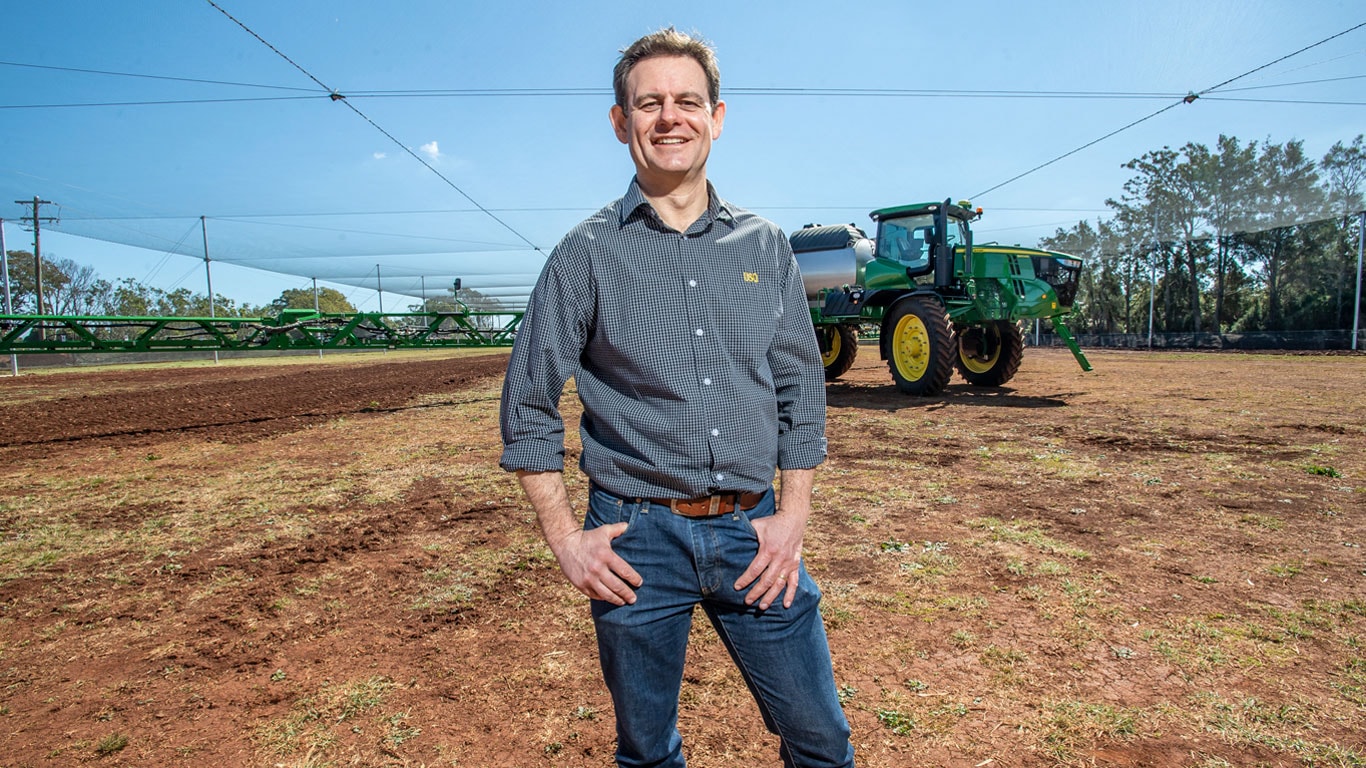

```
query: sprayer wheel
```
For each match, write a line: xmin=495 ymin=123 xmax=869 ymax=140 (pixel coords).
xmin=884 ymin=296 xmax=954 ymax=396
xmin=954 ymin=320 xmax=1025 ymax=386
xmin=818 ymin=324 xmax=859 ymax=380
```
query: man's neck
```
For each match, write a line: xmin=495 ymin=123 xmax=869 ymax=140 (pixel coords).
xmin=637 ymin=173 xmax=710 ymax=233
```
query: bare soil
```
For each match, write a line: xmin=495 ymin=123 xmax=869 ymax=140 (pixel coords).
xmin=0 ymin=348 xmax=1362 ymax=767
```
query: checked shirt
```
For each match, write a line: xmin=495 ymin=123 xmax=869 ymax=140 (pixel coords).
xmin=499 ymin=178 xmax=827 ymax=499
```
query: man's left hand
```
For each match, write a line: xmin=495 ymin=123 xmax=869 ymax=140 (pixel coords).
xmin=734 ymin=510 xmax=805 ymax=610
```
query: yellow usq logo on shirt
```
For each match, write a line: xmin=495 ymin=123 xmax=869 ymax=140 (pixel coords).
xmin=743 ymin=272 xmax=759 ymax=283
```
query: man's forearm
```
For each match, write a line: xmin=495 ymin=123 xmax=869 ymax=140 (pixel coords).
xmin=777 ymin=467 xmax=815 ymax=525
xmin=516 ymin=470 xmax=579 ymax=551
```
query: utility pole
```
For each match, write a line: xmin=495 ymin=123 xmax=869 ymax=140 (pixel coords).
xmin=15 ymin=197 xmax=56 ymax=319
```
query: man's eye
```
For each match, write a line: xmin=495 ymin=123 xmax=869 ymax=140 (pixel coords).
xmin=637 ymin=101 xmax=662 ymax=112
xmin=678 ymin=100 xmax=705 ymax=112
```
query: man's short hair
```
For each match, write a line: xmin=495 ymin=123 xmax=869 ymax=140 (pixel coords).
xmin=613 ymin=27 xmax=720 ymax=112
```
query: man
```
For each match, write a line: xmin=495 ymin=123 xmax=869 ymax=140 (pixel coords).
xmin=499 ymin=27 xmax=855 ymax=768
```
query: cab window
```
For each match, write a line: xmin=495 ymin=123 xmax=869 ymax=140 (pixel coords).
xmin=877 ymin=214 xmax=934 ymax=273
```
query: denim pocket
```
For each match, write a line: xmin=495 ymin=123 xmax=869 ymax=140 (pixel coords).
xmin=737 ymin=497 xmax=775 ymax=538
xmin=585 ymin=487 xmax=638 ymax=535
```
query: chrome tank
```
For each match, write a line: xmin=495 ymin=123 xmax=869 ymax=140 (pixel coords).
xmin=789 ymin=224 xmax=875 ymax=300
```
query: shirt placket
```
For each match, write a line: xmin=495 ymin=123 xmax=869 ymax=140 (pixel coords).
xmin=677 ymin=220 xmax=729 ymax=492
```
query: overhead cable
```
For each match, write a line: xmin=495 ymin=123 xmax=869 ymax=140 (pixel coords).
xmin=0 ymin=95 xmax=326 ymax=109
xmin=0 ymin=59 xmax=318 ymax=92
xmin=203 ymin=0 xmax=542 ymax=253
xmin=973 ymin=20 xmax=1366 ymax=200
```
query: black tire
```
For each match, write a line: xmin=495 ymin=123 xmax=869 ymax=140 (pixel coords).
xmin=817 ymin=324 xmax=858 ymax=381
xmin=883 ymin=296 xmax=954 ymax=395
xmin=954 ymin=320 xmax=1025 ymax=386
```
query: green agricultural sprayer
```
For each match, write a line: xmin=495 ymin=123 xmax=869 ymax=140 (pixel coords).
xmin=790 ymin=199 xmax=1092 ymax=395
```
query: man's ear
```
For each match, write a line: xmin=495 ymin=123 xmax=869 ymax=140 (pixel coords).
xmin=710 ymin=99 xmax=726 ymax=140
xmin=609 ymin=104 xmax=629 ymax=145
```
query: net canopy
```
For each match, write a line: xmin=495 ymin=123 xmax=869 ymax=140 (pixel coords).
xmin=31 ymin=204 xmax=556 ymax=309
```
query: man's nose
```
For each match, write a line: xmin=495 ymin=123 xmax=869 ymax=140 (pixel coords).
xmin=655 ymin=99 xmax=681 ymax=125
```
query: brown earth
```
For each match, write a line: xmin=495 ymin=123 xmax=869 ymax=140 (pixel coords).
xmin=0 ymin=348 xmax=1363 ymax=767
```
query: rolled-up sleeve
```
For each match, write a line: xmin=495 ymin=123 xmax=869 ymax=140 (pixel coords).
xmin=768 ymin=239 xmax=828 ymax=470
xmin=499 ymin=242 xmax=594 ymax=474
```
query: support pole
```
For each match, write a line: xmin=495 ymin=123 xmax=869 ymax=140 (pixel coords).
xmin=202 ymin=216 xmax=218 ymax=364
xmin=376 ymin=264 xmax=384 ymax=314
xmin=313 ymin=277 xmax=322 ymax=359
xmin=0 ymin=219 xmax=17 ymax=375
xmin=1148 ymin=242 xmax=1157 ymax=350
xmin=1354 ymin=210 xmax=1364 ymax=351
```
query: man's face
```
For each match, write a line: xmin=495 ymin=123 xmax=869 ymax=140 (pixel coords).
xmin=610 ymin=55 xmax=725 ymax=189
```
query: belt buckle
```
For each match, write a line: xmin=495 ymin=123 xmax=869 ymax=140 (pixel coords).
xmin=708 ymin=495 xmax=722 ymax=516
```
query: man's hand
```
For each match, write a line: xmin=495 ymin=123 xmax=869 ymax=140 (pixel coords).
xmin=516 ymin=470 xmax=642 ymax=606
xmin=546 ymin=524 xmax=642 ymax=606
xmin=733 ymin=468 xmax=815 ymax=610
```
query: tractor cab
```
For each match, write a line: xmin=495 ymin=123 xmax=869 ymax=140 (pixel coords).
xmin=870 ymin=200 xmax=980 ymax=287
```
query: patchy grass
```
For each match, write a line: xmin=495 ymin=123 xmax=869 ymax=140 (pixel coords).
xmin=2 ymin=350 xmax=1365 ymax=767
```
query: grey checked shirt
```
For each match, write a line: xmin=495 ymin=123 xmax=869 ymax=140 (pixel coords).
xmin=499 ymin=179 xmax=827 ymax=499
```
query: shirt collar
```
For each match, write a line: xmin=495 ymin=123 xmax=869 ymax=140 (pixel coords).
xmin=618 ymin=177 xmax=736 ymax=228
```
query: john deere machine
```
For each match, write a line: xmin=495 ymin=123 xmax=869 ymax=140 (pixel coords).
xmin=790 ymin=199 xmax=1091 ymax=396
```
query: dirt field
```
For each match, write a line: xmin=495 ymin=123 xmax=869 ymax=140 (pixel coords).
xmin=0 ymin=348 xmax=1363 ymax=767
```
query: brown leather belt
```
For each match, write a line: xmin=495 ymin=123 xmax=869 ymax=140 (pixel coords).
xmin=649 ymin=491 xmax=765 ymax=517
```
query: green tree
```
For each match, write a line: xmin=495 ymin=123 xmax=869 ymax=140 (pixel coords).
xmin=1238 ymin=140 xmax=1324 ymax=330
xmin=1109 ymin=146 xmax=1209 ymax=333
xmin=1186 ymin=135 xmax=1258 ymax=331
xmin=1320 ymin=135 xmax=1365 ymax=328
xmin=3 ymin=251 xmax=113 ymax=315
xmin=269 ymin=287 xmax=356 ymax=314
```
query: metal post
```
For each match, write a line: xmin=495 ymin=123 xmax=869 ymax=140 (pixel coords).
xmin=1148 ymin=243 xmax=1157 ymax=350
xmin=376 ymin=264 xmax=384 ymax=314
xmin=0 ymin=219 xmax=16 ymax=375
xmin=202 ymin=216 xmax=218 ymax=364
xmin=1354 ymin=210 xmax=1364 ymax=351
xmin=312 ymin=277 xmax=322 ymax=359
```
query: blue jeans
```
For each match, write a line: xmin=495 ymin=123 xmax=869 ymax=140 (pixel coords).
xmin=586 ymin=486 xmax=855 ymax=768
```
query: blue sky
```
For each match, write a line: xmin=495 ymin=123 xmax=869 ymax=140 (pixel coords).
xmin=2 ymin=0 xmax=1363 ymax=312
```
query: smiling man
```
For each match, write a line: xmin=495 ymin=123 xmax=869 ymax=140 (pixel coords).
xmin=500 ymin=27 xmax=855 ymax=768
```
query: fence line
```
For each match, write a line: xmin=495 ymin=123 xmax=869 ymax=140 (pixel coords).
xmin=1032 ymin=329 xmax=1366 ymax=351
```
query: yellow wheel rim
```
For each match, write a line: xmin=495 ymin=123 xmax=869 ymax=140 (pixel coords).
xmin=821 ymin=329 xmax=841 ymax=368
xmin=960 ymin=327 xmax=1001 ymax=374
xmin=892 ymin=314 xmax=930 ymax=381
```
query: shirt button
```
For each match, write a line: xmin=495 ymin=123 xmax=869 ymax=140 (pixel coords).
xmin=694 ymin=329 xmax=704 ymax=336
xmin=702 ymin=377 xmax=712 ymax=386
xmin=688 ymin=279 xmax=697 ymax=288
xmin=711 ymin=428 xmax=719 ymax=437
xmin=715 ymin=473 xmax=725 ymax=482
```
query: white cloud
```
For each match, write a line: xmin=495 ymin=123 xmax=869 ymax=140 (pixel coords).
xmin=419 ymin=141 xmax=440 ymax=161
xmin=372 ymin=152 xmax=387 ymax=160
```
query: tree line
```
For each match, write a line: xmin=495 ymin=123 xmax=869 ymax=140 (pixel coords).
xmin=0 ymin=254 xmax=504 ymax=319
xmin=1038 ymin=134 xmax=1365 ymax=335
